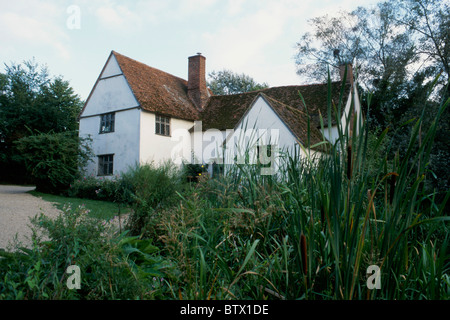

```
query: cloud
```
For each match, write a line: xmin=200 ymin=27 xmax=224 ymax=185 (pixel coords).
xmin=201 ymin=1 xmax=310 ymax=84
xmin=0 ymin=1 xmax=71 ymax=59
xmin=95 ymin=2 xmax=144 ymax=32
xmin=226 ymin=0 xmax=246 ymax=16
xmin=204 ymin=5 xmax=283 ymax=66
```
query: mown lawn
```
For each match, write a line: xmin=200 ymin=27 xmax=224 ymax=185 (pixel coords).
xmin=28 ymin=190 xmax=130 ymax=220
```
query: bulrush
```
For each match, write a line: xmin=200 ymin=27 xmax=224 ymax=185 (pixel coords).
xmin=389 ymin=173 xmax=398 ymax=204
xmin=347 ymin=144 xmax=353 ymax=180
xmin=300 ymin=233 xmax=307 ymax=274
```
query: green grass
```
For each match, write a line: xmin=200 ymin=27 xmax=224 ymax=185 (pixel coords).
xmin=28 ymin=190 xmax=130 ymax=220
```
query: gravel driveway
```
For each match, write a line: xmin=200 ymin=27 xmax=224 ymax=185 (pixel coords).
xmin=0 ymin=185 xmax=61 ymax=250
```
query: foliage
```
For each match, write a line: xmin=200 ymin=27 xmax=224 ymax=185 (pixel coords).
xmin=395 ymin=0 xmax=450 ymax=98
xmin=0 ymin=204 xmax=173 ymax=300
xmin=181 ymin=162 xmax=208 ymax=182
xmin=67 ymin=175 xmax=121 ymax=202
xmin=14 ymin=131 xmax=92 ymax=194
xmin=138 ymin=76 xmax=449 ymax=300
xmin=30 ymin=190 xmax=125 ymax=221
xmin=294 ymin=0 xmax=450 ymax=198
xmin=0 ymin=59 xmax=83 ymax=184
xmin=295 ymin=0 xmax=449 ymax=95
xmin=207 ymin=69 xmax=269 ymax=95
xmin=120 ymin=162 xmax=182 ymax=236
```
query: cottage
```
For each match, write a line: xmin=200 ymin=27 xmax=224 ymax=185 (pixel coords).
xmin=78 ymin=51 xmax=362 ymax=177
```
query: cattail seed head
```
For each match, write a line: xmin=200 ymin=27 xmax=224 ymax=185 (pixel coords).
xmin=347 ymin=144 xmax=353 ymax=180
xmin=300 ymin=233 xmax=307 ymax=274
xmin=320 ymin=205 xmax=325 ymax=227
xmin=389 ymin=173 xmax=397 ymax=204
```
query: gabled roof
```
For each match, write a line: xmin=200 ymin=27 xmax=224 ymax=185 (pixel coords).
xmin=260 ymin=93 xmax=326 ymax=150
xmin=113 ymin=51 xmax=200 ymax=121
xmin=199 ymin=82 xmax=351 ymax=148
xmin=81 ymin=50 xmax=351 ymax=151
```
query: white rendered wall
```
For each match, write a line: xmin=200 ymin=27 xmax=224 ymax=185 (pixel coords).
xmin=79 ymin=108 xmax=141 ymax=177
xmin=79 ymin=54 xmax=141 ymax=177
xmin=321 ymin=87 xmax=363 ymax=145
xmin=139 ymin=112 xmax=194 ymax=166
xmin=81 ymin=54 xmax=139 ymax=117
xmin=223 ymin=96 xmax=310 ymax=174
xmin=190 ymin=123 xmax=227 ymax=165
xmin=100 ymin=54 xmax=122 ymax=78
xmin=81 ymin=75 xmax=139 ymax=117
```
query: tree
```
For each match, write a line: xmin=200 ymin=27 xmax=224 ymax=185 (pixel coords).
xmin=394 ymin=0 xmax=450 ymax=98
xmin=15 ymin=131 xmax=92 ymax=193
xmin=207 ymin=69 xmax=269 ymax=95
xmin=0 ymin=59 xmax=83 ymax=184
xmin=294 ymin=0 xmax=450 ymax=198
xmin=295 ymin=3 xmax=419 ymax=91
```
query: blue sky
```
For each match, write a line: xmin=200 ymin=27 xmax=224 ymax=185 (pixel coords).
xmin=0 ymin=0 xmax=378 ymax=101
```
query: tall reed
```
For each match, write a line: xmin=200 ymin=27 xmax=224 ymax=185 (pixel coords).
xmin=153 ymin=73 xmax=449 ymax=300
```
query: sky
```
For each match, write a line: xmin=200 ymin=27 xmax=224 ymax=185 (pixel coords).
xmin=0 ymin=0 xmax=379 ymax=101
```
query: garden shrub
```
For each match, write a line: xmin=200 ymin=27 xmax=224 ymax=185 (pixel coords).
xmin=67 ymin=175 xmax=119 ymax=202
xmin=14 ymin=131 xmax=92 ymax=194
xmin=122 ymin=162 xmax=182 ymax=235
xmin=0 ymin=204 xmax=173 ymax=300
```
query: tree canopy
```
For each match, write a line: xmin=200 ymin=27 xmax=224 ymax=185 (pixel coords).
xmin=0 ymin=59 xmax=84 ymax=185
xmin=207 ymin=69 xmax=269 ymax=95
xmin=295 ymin=0 xmax=449 ymax=97
xmin=294 ymin=0 xmax=449 ymax=197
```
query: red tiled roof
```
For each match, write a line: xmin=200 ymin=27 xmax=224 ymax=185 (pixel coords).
xmin=260 ymin=93 xmax=327 ymax=150
xmin=113 ymin=51 xmax=200 ymax=121
xmin=82 ymin=51 xmax=351 ymax=150
xmin=199 ymin=82 xmax=351 ymax=148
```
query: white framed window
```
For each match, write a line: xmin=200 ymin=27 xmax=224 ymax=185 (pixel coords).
xmin=155 ymin=115 xmax=170 ymax=136
xmin=98 ymin=154 xmax=114 ymax=176
xmin=100 ymin=112 xmax=115 ymax=133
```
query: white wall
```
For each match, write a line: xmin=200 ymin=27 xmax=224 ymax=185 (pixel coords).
xmin=79 ymin=54 xmax=141 ymax=177
xmin=321 ymin=87 xmax=363 ymax=145
xmin=190 ymin=122 xmax=227 ymax=165
xmin=223 ymin=96 xmax=309 ymax=175
xmin=100 ymin=54 xmax=122 ymax=78
xmin=81 ymin=75 xmax=139 ymax=117
xmin=139 ymin=112 xmax=194 ymax=166
xmin=81 ymin=54 xmax=139 ymax=117
xmin=79 ymin=108 xmax=141 ymax=177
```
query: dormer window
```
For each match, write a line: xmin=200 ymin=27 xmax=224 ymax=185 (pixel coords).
xmin=155 ymin=115 xmax=170 ymax=136
xmin=100 ymin=112 xmax=115 ymax=133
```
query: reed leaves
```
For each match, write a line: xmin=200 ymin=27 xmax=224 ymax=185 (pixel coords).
xmin=148 ymin=75 xmax=449 ymax=300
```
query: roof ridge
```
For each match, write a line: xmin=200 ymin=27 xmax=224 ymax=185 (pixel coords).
xmin=110 ymin=50 xmax=199 ymax=121
xmin=112 ymin=50 xmax=188 ymax=84
xmin=260 ymin=92 xmax=308 ymax=115
xmin=257 ymin=92 xmax=327 ymax=151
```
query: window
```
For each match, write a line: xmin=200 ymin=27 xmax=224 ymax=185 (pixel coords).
xmin=100 ymin=113 xmax=115 ymax=133
xmin=98 ymin=154 xmax=114 ymax=176
xmin=155 ymin=115 xmax=170 ymax=136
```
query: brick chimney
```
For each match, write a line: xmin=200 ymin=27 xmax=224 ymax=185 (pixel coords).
xmin=188 ymin=53 xmax=210 ymax=110
xmin=339 ymin=63 xmax=354 ymax=86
